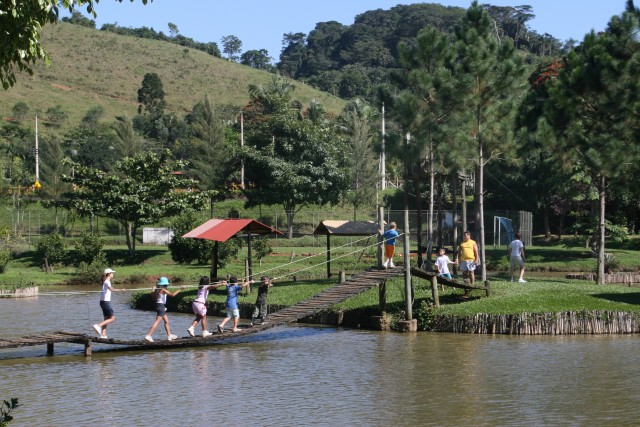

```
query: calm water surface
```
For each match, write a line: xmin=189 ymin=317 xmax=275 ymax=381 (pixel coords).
xmin=2 ymin=286 xmax=640 ymax=426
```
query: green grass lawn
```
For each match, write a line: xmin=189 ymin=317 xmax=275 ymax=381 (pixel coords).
xmin=2 ymin=235 xmax=640 ymax=324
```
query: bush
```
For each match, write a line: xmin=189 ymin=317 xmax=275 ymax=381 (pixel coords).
xmin=73 ymin=232 xmax=105 ymax=265
xmin=0 ymin=249 xmax=10 ymax=274
xmin=68 ymin=260 xmax=104 ymax=285
xmin=36 ymin=233 xmax=66 ymax=273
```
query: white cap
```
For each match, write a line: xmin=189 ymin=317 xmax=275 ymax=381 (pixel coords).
xmin=104 ymin=268 xmax=116 ymax=274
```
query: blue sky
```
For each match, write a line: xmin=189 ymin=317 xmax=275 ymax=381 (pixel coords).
xmin=72 ymin=1 xmax=631 ymax=61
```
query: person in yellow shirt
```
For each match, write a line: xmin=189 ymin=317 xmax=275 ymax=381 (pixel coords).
xmin=457 ymin=231 xmax=480 ymax=297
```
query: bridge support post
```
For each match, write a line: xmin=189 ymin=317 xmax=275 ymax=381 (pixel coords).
xmin=371 ymin=313 xmax=392 ymax=331
xmin=338 ymin=270 xmax=346 ymax=284
xmin=47 ymin=342 xmax=54 ymax=355
xmin=84 ymin=338 xmax=92 ymax=357
xmin=431 ymin=276 xmax=440 ymax=308
xmin=397 ymin=319 xmax=417 ymax=332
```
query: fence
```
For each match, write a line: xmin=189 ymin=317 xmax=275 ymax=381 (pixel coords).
xmin=1 ymin=205 xmax=532 ymax=250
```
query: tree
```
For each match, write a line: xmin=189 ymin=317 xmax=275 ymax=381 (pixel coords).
xmin=137 ymin=72 xmax=166 ymax=116
xmin=451 ymin=1 xmax=526 ymax=282
xmin=542 ymin=1 xmax=640 ymax=283
xmin=240 ymin=49 xmax=273 ymax=70
xmin=243 ymin=82 xmax=348 ymax=238
xmin=340 ymin=99 xmax=378 ymax=220
xmin=111 ymin=115 xmax=145 ymax=158
xmin=11 ymin=102 xmax=29 ymax=122
xmin=39 ymin=135 xmax=71 ymax=201
xmin=221 ymin=35 xmax=242 ymax=61
xmin=81 ymin=106 xmax=105 ymax=129
xmin=188 ymin=95 xmax=228 ymax=214
xmin=396 ymin=25 xmax=460 ymax=259
xmin=167 ymin=22 xmax=179 ymax=38
xmin=278 ymin=32 xmax=307 ymax=78
xmin=0 ymin=0 xmax=149 ymax=89
xmin=62 ymin=149 xmax=211 ymax=255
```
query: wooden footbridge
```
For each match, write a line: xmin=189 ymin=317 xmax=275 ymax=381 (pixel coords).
xmin=0 ymin=267 xmax=406 ymax=357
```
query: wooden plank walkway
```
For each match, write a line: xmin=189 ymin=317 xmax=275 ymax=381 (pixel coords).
xmin=410 ymin=267 xmax=490 ymax=294
xmin=0 ymin=267 xmax=405 ymax=356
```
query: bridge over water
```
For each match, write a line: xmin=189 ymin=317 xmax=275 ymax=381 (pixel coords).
xmin=0 ymin=267 xmax=406 ymax=357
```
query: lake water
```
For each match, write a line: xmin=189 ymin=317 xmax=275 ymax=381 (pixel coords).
xmin=2 ymin=287 xmax=640 ymax=426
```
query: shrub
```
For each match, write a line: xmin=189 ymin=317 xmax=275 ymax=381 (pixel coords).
xmin=68 ymin=260 xmax=104 ymax=285
xmin=604 ymin=253 xmax=621 ymax=273
xmin=36 ymin=233 xmax=66 ymax=273
xmin=0 ymin=249 xmax=10 ymax=274
xmin=73 ymin=232 xmax=105 ymax=265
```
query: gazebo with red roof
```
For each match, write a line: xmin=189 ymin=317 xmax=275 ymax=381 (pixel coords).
xmin=183 ymin=218 xmax=282 ymax=279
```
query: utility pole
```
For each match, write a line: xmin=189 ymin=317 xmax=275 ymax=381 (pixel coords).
xmin=380 ymin=103 xmax=386 ymax=191
xmin=35 ymin=116 xmax=40 ymax=185
xmin=240 ymin=111 xmax=245 ymax=190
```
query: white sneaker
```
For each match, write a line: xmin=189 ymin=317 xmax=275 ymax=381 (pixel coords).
xmin=232 ymin=328 xmax=242 ymax=333
xmin=144 ymin=335 xmax=154 ymax=342
xmin=518 ymin=279 xmax=527 ymax=283
xmin=101 ymin=335 xmax=108 ymax=339
xmin=187 ymin=326 xmax=195 ymax=337
xmin=389 ymin=262 xmax=395 ymax=268
xmin=202 ymin=330 xmax=212 ymax=337
xmin=167 ymin=334 xmax=178 ymax=341
xmin=383 ymin=261 xmax=389 ymax=269
xmin=92 ymin=324 xmax=101 ymax=335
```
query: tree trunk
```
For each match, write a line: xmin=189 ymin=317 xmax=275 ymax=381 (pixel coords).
xmin=286 ymin=210 xmax=294 ymax=239
xmin=596 ymin=175 xmax=606 ymax=285
xmin=543 ymin=206 xmax=550 ymax=238
xmin=125 ymin=221 xmax=134 ymax=255
xmin=452 ymin=173 xmax=458 ymax=250
xmin=416 ymin=181 xmax=424 ymax=268
xmin=436 ymin=176 xmax=444 ymax=247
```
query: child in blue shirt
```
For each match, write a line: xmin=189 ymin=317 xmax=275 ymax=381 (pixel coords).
xmin=217 ymin=275 xmax=250 ymax=333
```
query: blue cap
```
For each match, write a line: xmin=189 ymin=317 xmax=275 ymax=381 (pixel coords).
xmin=157 ymin=277 xmax=170 ymax=286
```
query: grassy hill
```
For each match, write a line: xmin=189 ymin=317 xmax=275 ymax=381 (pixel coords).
xmin=0 ymin=22 xmax=346 ymax=128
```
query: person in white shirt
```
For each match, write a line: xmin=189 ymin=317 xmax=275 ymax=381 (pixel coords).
xmin=508 ymin=232 xmax=526 ymax=283
xmin=435 ymin=248 xmax=456 ymax=279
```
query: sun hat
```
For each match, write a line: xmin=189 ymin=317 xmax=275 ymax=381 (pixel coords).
xmin=157 ymin=277 xmax=170 ymax=287
xmin=104 ymin=268 xmax=115 ymax=274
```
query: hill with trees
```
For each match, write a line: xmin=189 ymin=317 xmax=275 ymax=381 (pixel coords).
xmin=0 ymin=22 xmax=345 ymax=129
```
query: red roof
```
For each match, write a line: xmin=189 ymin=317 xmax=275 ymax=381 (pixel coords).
xmin=182 ymin=219 xmax=282 ymax=242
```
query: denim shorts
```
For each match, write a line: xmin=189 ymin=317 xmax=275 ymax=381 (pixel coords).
xmin=225 ymin=308 xmax=240 ymax=318
xmin=100 ymin=300 xmax=114 ymax=318
xmin=155 ymin=303 xmax=167 ymax=317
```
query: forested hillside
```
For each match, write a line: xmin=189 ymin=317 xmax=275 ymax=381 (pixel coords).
xmin=277 ymin=3 xmax=566 ymax=99
xmin=0 ymin=22 xmax=345 ymax=128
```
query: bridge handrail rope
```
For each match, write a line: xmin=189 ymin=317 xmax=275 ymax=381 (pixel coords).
xmin=265 ymin=232 xmax=405 ymax=282
xmin=30 ymin=232 xmax=407 ymax=297
xmin=252 ymin=233 xmax=379 ymax=277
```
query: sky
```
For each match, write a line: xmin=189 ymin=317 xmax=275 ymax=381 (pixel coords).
xmin=69 ymin=0 xmax=631 ymax=61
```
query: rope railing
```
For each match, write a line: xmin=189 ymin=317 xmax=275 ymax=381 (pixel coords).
xmin=28 ymin=232 xmax=407 ymax=297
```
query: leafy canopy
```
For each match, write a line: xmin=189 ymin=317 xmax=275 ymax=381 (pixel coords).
xmin=62 ymin=149 xmax=211 ymax=254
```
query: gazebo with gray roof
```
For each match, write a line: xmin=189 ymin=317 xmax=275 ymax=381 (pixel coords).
xmin=313 ymin=220 xmax=380 ymax=278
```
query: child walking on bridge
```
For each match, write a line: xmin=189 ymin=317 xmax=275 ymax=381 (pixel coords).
xmin=217 ymin=276 xmax=250 ymax=333
xmin=144 ymin=277 xmax=182 ymax=342
xmin=188 ymin=276 xmax=225 ymax=337
xmin=92 ymin=268 xmax=123 ymax=339
xmin=250 ymin=276 xmax=273 ymax=326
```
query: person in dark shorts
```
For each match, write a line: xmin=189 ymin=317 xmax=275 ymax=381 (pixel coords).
xmin=93 ymin=268 xmax=121 ymax=339
xmin=251 ymin=276 xmax=273 ymax=326
xmin=144 ymin=277 xmax=183 ymax=342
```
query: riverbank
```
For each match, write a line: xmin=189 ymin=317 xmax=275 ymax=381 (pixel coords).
xmin=129 ymin=274 xmax=640 ymax=334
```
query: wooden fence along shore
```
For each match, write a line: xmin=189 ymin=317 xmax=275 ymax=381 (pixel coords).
xmin=566 ymin=273 xmax=640 ymax=285
xmin=0 ymin=286 xmax=38 ymax=298
xmin=434 ymin=310 xmax=640 ymax=334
